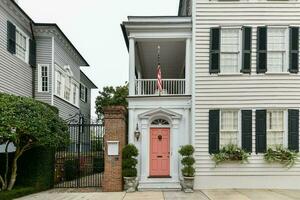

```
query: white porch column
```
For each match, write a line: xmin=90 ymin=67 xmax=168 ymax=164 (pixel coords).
xmin=185 ymin=38 xmax=192 ymax=95
xmin=129 ymin=37 xmax=135 ymax=96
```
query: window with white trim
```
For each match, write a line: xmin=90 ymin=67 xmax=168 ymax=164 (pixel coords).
xmin=15 ymin=28 xmax=28 ymax=62
xmin=38 ymin=64 xmax=49 ymax=92
xmin=55 ymin=70 xmax=63 ymax=96
xmin=220 ymin=110 xmax=239 ymax=147
xmin=64 ymin=77 xmax=71 ymax=101
xmin=267 ymin=110 xmax=284 ymax=147
xmin=72 ymin=83 xmax=79 ymax=106
xmin=267 ymin=28 xmax=288 ymax=72
xmin=220 ymin=28 xmax=240 ymax=73
xmin=80 ymin=84 xmax=87 ymax=102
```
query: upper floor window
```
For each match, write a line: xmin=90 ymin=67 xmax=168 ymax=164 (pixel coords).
xmin=267 ymin=27 xmax=288 ymax=73
xmin=220 ymin=28 xmax=240 ymax=73
xmin=55 ymin=64 xmax=79 ymax=107
xmin=15 ymin=29 xmax=28 ymax=61
xmin=80 ymin=84 xmax=87 ymax=102
xmin=38 ymin=64 xmax=49 ymax=92
xmin=210 ymin=26 xmax=252 ymax=74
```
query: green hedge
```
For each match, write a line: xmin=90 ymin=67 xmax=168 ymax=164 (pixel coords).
xmin=64 ymin=159 xmax=79 ymax=181
xmin=0 ymin=187 xmax=37 ymax=200
xmin=0 ymin=146 xmax=54 ymax=198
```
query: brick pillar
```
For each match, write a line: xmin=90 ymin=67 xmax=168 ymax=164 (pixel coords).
xmin=102 ymin=106 xmax=127 ymax=192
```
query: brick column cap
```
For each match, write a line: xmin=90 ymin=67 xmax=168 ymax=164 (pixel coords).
xmin=103 ymin=106 xmax=127 ymax=119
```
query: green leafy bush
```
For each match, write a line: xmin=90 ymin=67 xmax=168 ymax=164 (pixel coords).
xmin=0 ymin=187 xmax=37 ymax=200
xmin=122 ymin=144 xmax=138 ymax=177
xmin=264 ymin=145 xmax=299 ymax=168
xmin=178 ymin=145 xmax=195 ymax=177
xmin=93 ymin=157 xmax=104 ymax=173
xmin=212 ymin=144 xmax=250 ymax=165
xmin=64 ymin=159 xmax=79 ymax=181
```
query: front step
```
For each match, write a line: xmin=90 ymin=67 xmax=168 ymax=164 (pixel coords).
xmin=138 ymin=181 xmax=181 ymax=191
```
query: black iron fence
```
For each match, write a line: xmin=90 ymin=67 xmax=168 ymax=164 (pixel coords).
xmin=54 ymin=123 xmax=104 ymax=188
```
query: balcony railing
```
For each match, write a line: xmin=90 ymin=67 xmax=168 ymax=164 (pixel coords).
xmin=135 ymin=79 xmax=186 ymax=96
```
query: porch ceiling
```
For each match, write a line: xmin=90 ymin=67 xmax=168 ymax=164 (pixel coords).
xmin=136 ymin=41 xmax=186 ymax=79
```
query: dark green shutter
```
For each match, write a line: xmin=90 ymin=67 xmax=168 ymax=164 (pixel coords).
xmin=288 ymin=109 xmax=299 ymax=152
xmin=255 ymin=110 xmax=267 ymax=153
xmin=29 ymin=39 xmax=36 ymax=67
xmin=242 ymin=110 xmax=252 ymax=152
xmin=209 ymin=27 xmax=220 ymax=74
xmin=209 ymin=110 xmax=220 ymax=154
xmin=289 ymin=27 xmax=299 ymax=73
xmin=85 ymin=87 xmax=88 ymax=102
xmin=7 ymin=21 xmax=16 ymax=54
xmin=257 ymin=27 xmax=267 ymax=73
xmin=241 ymin=27 xmax=252 ymax=73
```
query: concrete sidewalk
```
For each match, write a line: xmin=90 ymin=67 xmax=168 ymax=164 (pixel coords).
xmin=16 ymin=189 xmax=300 ymax=200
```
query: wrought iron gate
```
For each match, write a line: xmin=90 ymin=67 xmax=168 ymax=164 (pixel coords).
xmin=54 ymin=123 xmax=104 ymax=188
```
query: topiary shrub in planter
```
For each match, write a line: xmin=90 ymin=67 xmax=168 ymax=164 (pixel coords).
xmin=122 ymin=144 xmax=138 ymax=192
xmin=178 ymin=145 xmax=195 ymax=193
xmin=212 ymin=144 xmax=250 ymax=166
xmin=264 ymin=145 xmax=299 ymax=168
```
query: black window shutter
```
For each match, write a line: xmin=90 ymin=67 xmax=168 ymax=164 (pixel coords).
xmin=209 ymin=110 xmax=220 ymax=154
xmin=209 ymin=27 xmax=220 ymax=74
xmin=255 ymin=110 xmax=267 ymax=153
xmin=241 ymin=27 xmax=252 ymax=73
xmin=85 ymin=87 xmax=88 ymax=102
xmin=242 ymin=110 xmax=252 ymax=152
xmin=289 ymin=27 xmax=299 ymax=73
xmin=7 ymin=21 xmax=16 ymax=54
xmin=257 ymin=27 xmax=267 ymax=73
xmin=288 ymin=109 xmax=299 ymax=152
xmin=29 ymin=39 xmax=36 ymax=67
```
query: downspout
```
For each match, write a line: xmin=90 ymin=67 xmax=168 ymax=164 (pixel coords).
xmin=30 ymin=21 xmax=36 ymax=98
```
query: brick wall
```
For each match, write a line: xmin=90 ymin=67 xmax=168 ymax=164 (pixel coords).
xmin=102 ymin=106 xmax=126 ymax=192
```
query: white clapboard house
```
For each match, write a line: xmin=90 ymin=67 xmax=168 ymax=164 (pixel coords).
xmin=122 ymin=0 xmax=300 ymax=190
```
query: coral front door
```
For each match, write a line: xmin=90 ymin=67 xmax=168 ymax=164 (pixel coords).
xmin=150 ymin=128 xmax=170 ymax=177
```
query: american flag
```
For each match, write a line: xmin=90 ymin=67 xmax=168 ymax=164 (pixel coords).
xmin=157 ymin=63 xmax=162 ymax=93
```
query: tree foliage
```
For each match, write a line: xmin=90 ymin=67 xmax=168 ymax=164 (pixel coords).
xmin=95 ymin=84 xmax=128 ymax=120
xmin=0 ymin=93 xmax=69 ymax=190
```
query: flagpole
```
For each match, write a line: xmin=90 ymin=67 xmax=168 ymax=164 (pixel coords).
xmin=157 ymin=45 xmax=161 ymax=96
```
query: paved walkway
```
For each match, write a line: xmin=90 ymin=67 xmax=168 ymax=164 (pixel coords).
xmin=16 ymin=189 xmax=300 ymax=200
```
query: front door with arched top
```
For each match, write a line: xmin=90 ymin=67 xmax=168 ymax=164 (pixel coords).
xmin=149 ymin=127 xmax=170 ymax=177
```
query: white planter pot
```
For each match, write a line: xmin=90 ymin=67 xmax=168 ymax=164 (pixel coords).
xmin=124 ymin=177 xmax=138 ymax=192
xmin=181 ymin=176 xmax=194 ymax=193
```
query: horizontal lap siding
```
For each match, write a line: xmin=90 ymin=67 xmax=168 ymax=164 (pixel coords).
xmin=34 ymin=37 xmax=52 ymax=104
xmin=195 ymin=1 xmax=300 ymax=176
xmin=54 ymin=96 xmax=78 ymax=120
xmin=0 ymin=7 xmax=32 ymax=97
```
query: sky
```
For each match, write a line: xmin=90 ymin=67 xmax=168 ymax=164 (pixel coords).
xmin=18 ymin=0 xmax=180 ymax=119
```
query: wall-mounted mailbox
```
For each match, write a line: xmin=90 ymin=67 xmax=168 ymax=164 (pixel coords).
xmin=107 ymin=141 xmax=119 ymax=156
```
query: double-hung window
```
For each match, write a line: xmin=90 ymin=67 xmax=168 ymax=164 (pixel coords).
xmin=72 ymin=83 xmax=79 ymax=106
xmin=80 ymin=84 xmax=87 ymax=102
xmin=56 ymin=70 xmax=63 ymax=96
xmin=64 ymin=77 xmax=71 ymax=101
xmin=220 ymin=28 xmax=241 ymax=73
xmin=38 ymin=64 xmax=49 ymax=92
xmin=15 ymin=29 xmax=28 ymax=62
xmin=267 ymin=110 xmax=284 ymax=147
xmin=267 ymin=27 xmax=288 ymax=72
xmin=220 ymin=110 xmax=239 ymax=147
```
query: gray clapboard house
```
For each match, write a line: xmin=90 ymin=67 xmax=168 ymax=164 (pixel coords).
xmin=0 ymin=0 xmax=97 ymax=124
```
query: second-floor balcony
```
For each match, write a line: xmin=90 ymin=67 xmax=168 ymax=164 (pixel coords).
xmin=123 ymin=16 xmax=192 ymax=97
xmin=135 ymin=79 xmax=186 ymax=96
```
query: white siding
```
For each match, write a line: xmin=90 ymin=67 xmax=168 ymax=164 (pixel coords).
xmin=0 ymin=5 xmax=32 ymax=97
xmin=194 ymin=1 xmax=300 ymax=189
